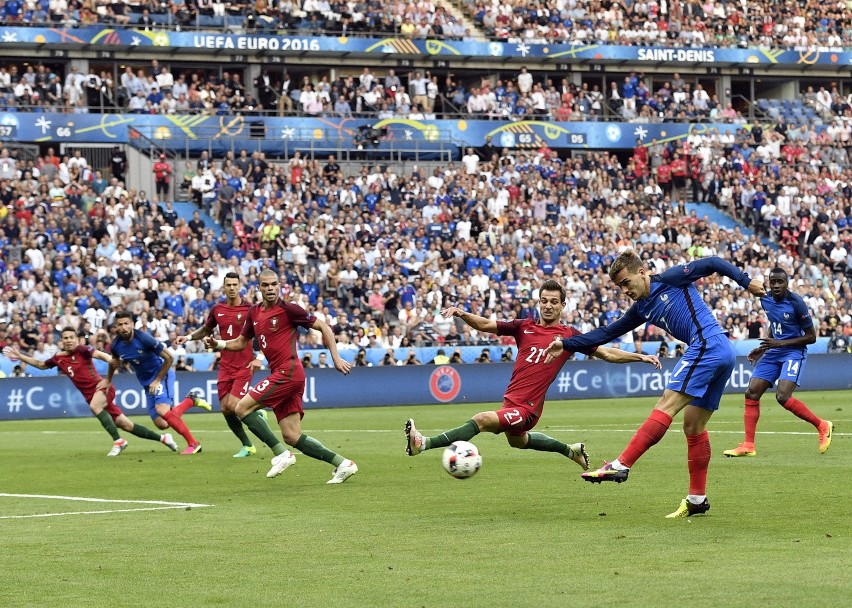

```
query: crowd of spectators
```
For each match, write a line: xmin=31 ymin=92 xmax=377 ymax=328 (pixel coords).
xmin=464 ymin=0 xmax=852 ymax=49
xmin=1 ymin=103 xmax=851 ymax=373
xmin=0 ymin=0 xmax=474 ymax=38
xmin=3 ymin=57 xmax=852 ymax=132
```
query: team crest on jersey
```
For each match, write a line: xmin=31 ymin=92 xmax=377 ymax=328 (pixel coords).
xmin=237 ymin=313 xmax=243 ymax=321
xmin=429 ymin=366 xmax=462 ymax=403
xmin=784 ymin=313 xmax=790 ymax=319
xmin=270 ymin=316 xmax=279 ymax=332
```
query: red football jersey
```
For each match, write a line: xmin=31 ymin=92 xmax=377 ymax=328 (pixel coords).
xmin=45 ymin=345 xmax=103 ymax=398
xmin=496 ymin=319 xmax=595 ymax=417
xmin=205 ymin=300 xmax=254 ymax=373
xmin=241 ymin=300 xmax=316 ymax=380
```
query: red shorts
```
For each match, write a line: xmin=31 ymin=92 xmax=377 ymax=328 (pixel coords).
xmin=85 ymin=386 xmax=122 ymax=421
xmin=217 ymin=368 xmax=254 ymax=402
xmin=496 ymin=404 xmax=539 ymax=436
xmin=248 ymin=372 xmax=304 ymax=422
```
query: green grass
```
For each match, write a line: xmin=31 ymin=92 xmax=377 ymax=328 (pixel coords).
xmin=0 ymin=391 xmax=849 ymax=608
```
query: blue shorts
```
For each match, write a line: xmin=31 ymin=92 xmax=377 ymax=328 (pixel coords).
xmin=752 ymin=348 xmax=807 ymax=386
xmin=666 ymin=334 xmax=735 ymax=411
xmin=144 ymin=369 xmax=175 ymax=419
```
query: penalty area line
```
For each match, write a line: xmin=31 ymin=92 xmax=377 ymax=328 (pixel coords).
xmin=0 ymin=505 xmax=209 ymax=520
xmin=0 ymin=493 xmax=211 ymax=519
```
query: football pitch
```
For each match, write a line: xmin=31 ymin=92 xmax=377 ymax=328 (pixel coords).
xmin=1 ymin=391 xmax=849 ymax=608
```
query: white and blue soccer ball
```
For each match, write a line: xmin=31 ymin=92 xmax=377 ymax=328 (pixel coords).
xmin=442 ymin=441 xmax=482 ymax=479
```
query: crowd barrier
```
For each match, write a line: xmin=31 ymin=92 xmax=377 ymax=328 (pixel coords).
xmin=0 ymin=112 xmax=761 ymax=152
xmin=0 ymin=354 xmax=847 ymax=421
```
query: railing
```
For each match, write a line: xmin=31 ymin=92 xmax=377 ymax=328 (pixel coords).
xmin=128 ymin=124 xmax=458 ymax=163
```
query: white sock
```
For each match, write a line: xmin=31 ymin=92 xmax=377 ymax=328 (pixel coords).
xmin=610 ymin=459 xmax=629 ymax=471
xmin=687 ymin=494 xmax=706 ymax=504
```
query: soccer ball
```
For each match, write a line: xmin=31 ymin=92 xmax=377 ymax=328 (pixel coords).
xmin=442 ymin=441 xmax=482 ymax=479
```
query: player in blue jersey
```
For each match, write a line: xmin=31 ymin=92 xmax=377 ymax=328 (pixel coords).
xmin=99 ymin=311 xmax=209 ymax=455
xmin=724 ymin=267 xmax=832 ymax=457
xmin=544 ymin=250 xmax=765 ymax=518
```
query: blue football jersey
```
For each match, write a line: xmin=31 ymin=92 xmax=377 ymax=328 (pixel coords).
xmin=761 ymin=291 xmax=813 ymax=342
xmin=562 ymin=257 xmax=753 ymax=350
xmin=110 ymin=330 xmax=167 ymax=386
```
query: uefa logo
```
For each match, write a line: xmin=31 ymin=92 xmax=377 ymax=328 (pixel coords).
xmin=429 ymin=366 xmax=462 ymax=402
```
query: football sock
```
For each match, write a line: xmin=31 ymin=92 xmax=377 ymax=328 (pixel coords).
xmin=172 ymin=397 xmax=196 ymax=417
xmin=95 ymin=410 xmax=121 ymax=441
xmin=782 ymin=396 xmax=822 ymax=428
xmin=743 ymin=399 xmax=760 ymax=446
xmin=295 ymin=434 xmax=345 ymax=467
xmin=425 ymin=419 xmax=479 ymax=450
xmin=241 ymin=410 xmax=287 ymax=455
xmin=162 ymin=410 xmax=198 ymax=446
xmin=618 ymin=409 xmax=673 ymax=468
xmin=523 ymin=432 xmax=572 ymax=456
xmin=686 ymin=431 xmax=711 ymax=497
xmin=224 ymin=412 xmax=252 ymax=447
xmin=129 ymin=423 xmax=164 ymax=442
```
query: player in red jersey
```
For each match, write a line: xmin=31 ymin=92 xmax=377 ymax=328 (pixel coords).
xmin=176 ymin=272 xmax=273 ymax=457
xmin=405 ymin=279 xmax=661 ymax=465
xmin=206 ymin=269 xmax=359 ymax=484
xmin=7 ymin=327 xmax=179 ymax=456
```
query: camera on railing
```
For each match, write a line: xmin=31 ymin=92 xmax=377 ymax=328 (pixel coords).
xmin=353 ymin=125 xmax=388 ymax=150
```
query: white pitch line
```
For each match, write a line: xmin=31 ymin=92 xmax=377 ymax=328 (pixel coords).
xmin=0 ymin=493 xmax=211 ymax=520
xmin=0 ymin=493 xmax=211 ymax=507
xmin=0 ymin=506 xmax=206 ymax=520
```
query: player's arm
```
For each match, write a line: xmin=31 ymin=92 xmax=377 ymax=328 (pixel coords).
xmin=175 ymin=324 xmax=213 ymax=346
xmin=151 ymin=347 xmax=173 ymax=390
xmin=657 ymin=257 xmax=765 ymax=296
xmin=591 ymin=346 xmax=662 ymax=369
xmin=206 ymin=334 xmax=249 ymax=352
xmin=545 ymin=307 xmax=645 ymax=363
xmin=5 ymin=347 xmax=50 ymax=370
xmin=99 ymin=356 xmax=121 ymax=390
xmin=440 ymin=304 xmax=497 ymax=334
xmin=311 ymin=318 xmax=352 ymax=375
xmin=92 ymin=350 xmax=115 ymax=364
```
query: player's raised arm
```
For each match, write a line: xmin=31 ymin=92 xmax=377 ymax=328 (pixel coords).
xmin=545 ymin=306 xmax=644 ymax=363
xmin=205 ymin=334 xmax=249 ymax=352
xmin=175 ymin=324 xmax=214 ymax=346
xmin=656 ymin=257 xmax=765 ymax=296
xmin=311 ymin=318 xmax=351 ymax=375
xmin=3 ymin=347 xmax=50 ymax=370
xmin=440 ymin=305 xmax=498 ymax=334
xmin=591 ymin=346 xmax=662 ymax=369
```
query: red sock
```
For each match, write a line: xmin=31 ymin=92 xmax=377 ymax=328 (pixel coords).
xmin=743 ymin=399 xmax=760 ymax=446
xmin=618 ymin=409 xmax=673 ymax=468
xmin=162 ymin=410 xmax=198 ymax=446
xmin=172 ymin=397 xmax=195 ymax=417
xmin=686 ymin=431 xmax=711 ymax=496
xmin=782 ymin=396 xmax=822 ymax=428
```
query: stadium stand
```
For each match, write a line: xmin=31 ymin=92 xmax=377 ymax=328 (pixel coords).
xmin=0 ymin=3 xmax=850 ymax=376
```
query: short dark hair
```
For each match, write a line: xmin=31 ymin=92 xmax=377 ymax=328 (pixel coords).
xmin=539 ymin=279 xmax=566 ymax=304
xmin=114 ymin=311 xmax=134 ymax=322
xmin=769 ymin=267 xmax=788 ymax=278
xmin=224 ymin=271 xmax=240 ymax=281
xmin=60 ymin=326 xmax=77 ymax=336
